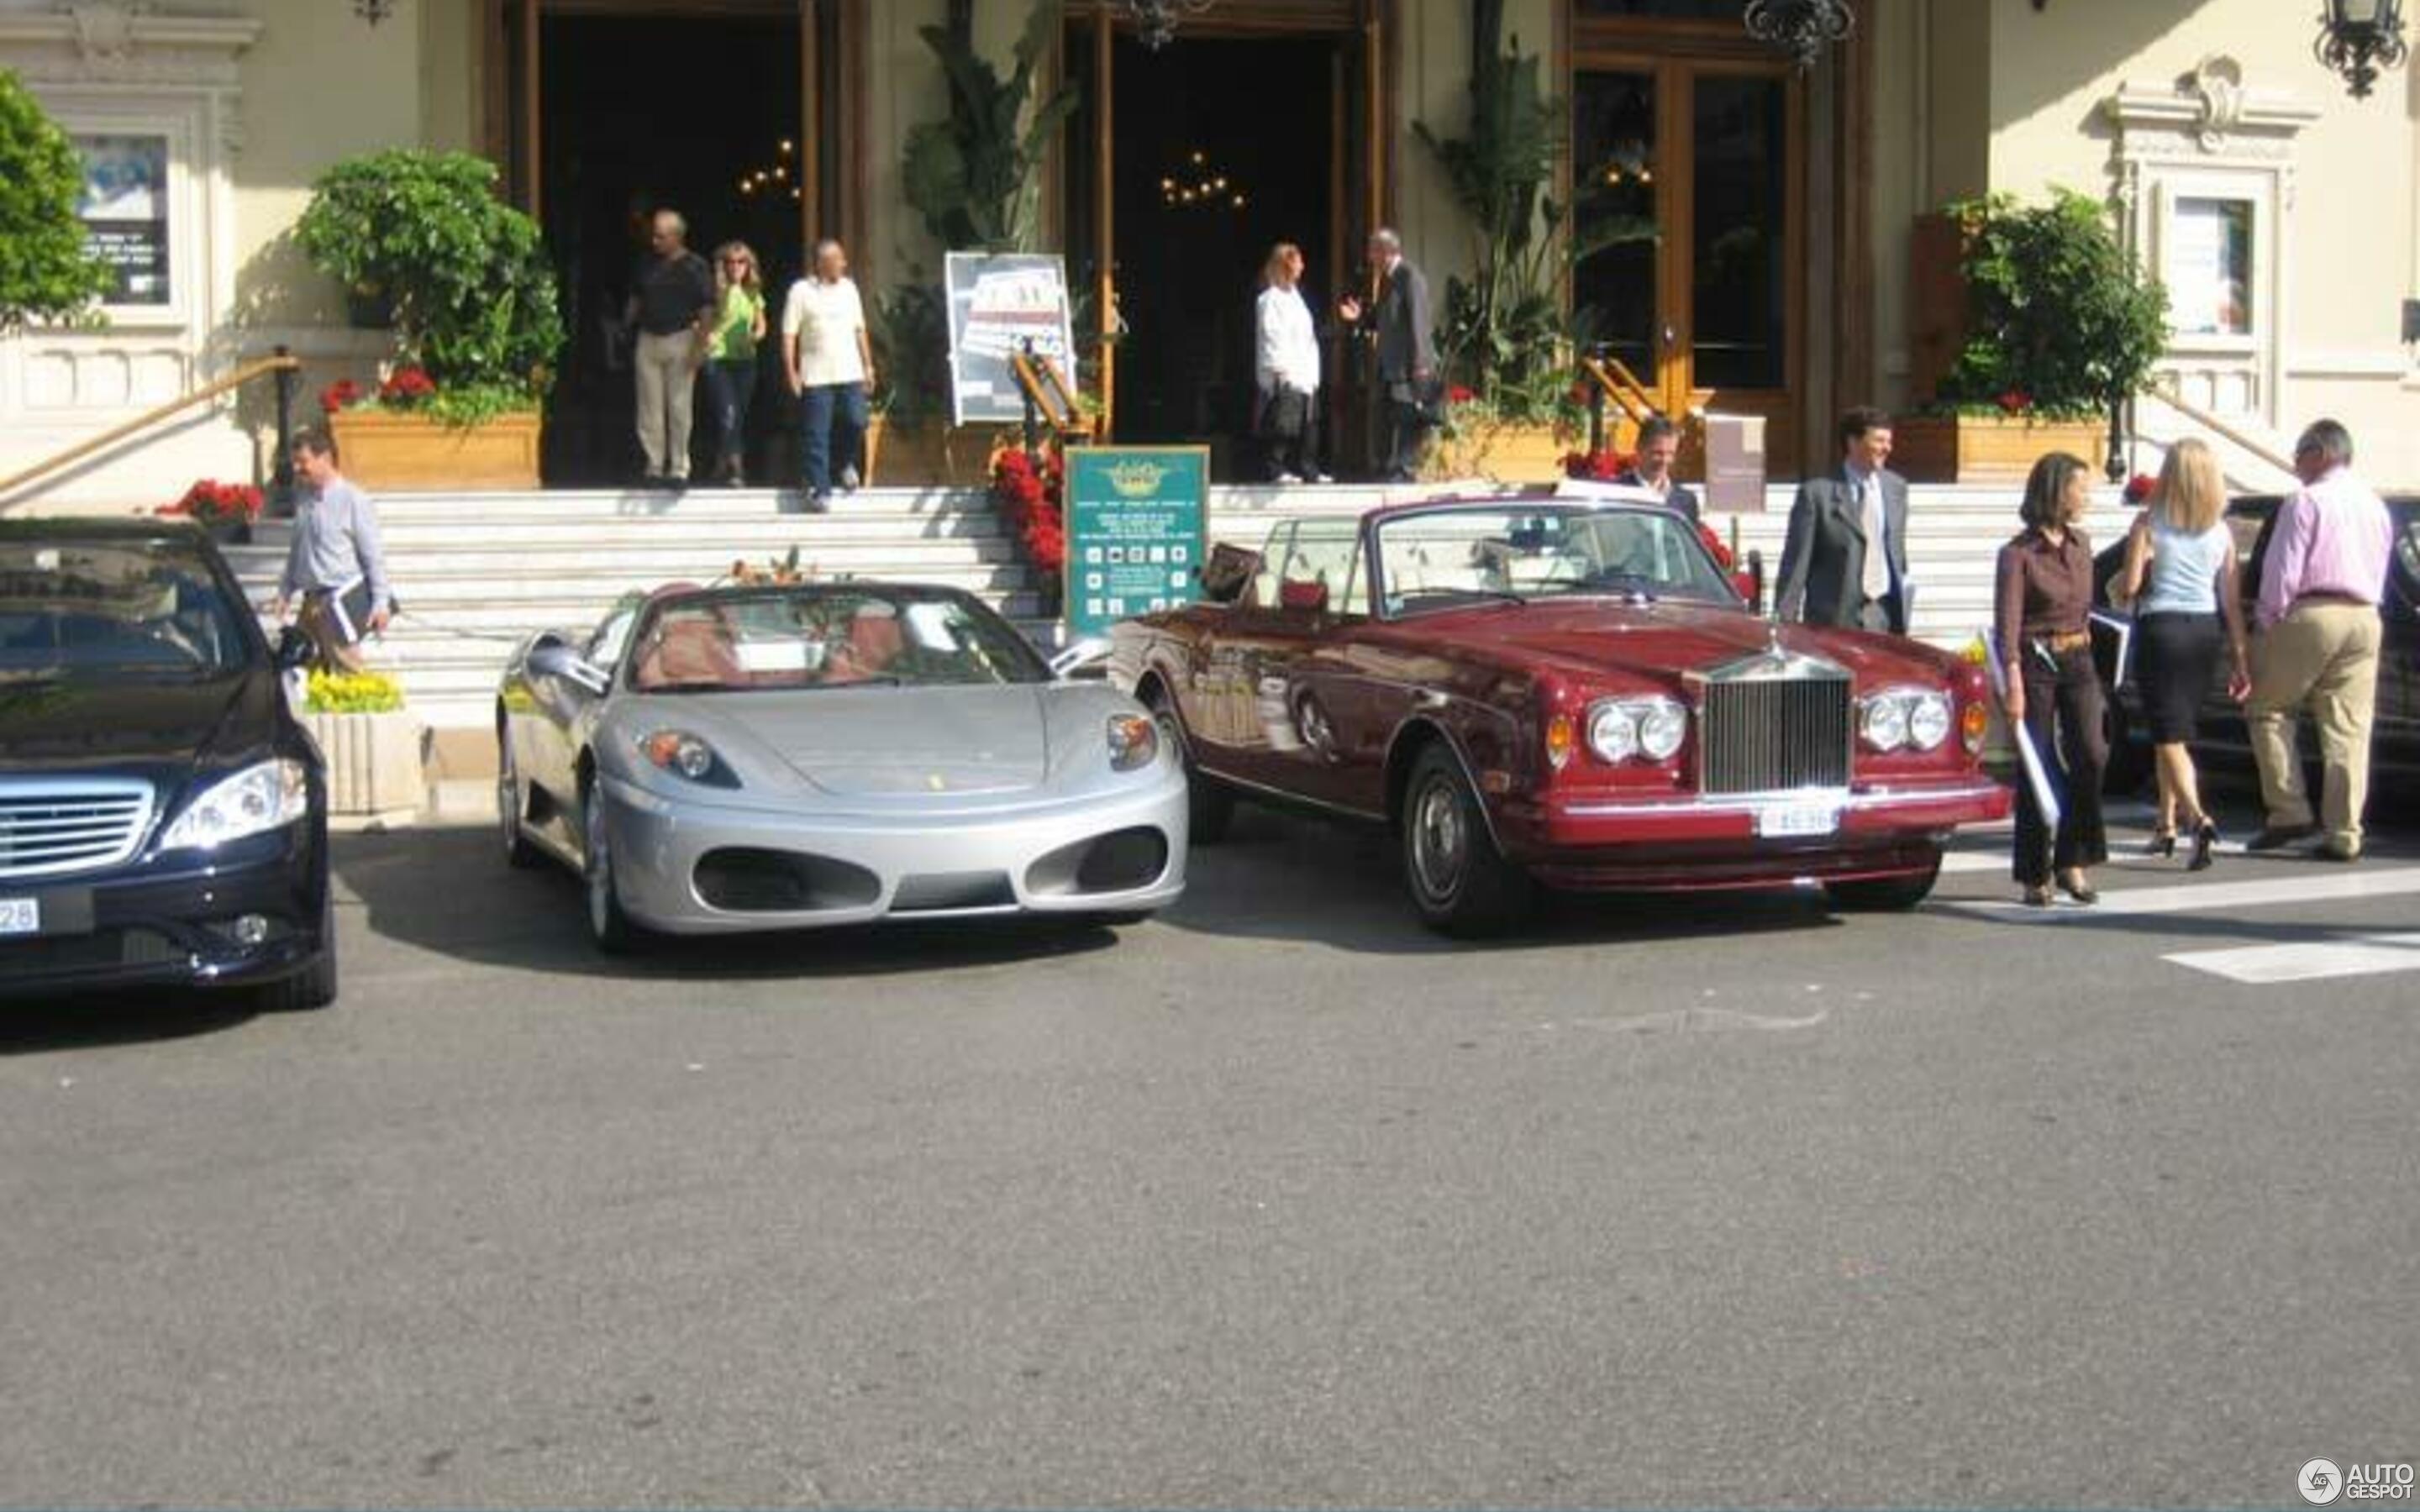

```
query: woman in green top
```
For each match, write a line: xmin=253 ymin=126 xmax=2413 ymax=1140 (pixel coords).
xmin=703 ymin=241 xmax=768 ymax=485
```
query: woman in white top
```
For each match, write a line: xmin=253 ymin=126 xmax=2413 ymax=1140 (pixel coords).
xmin=2116 ymin=437 xmax=2249 ymax=869
xmin=1254 ymin=242 xmax=1328 ymax=485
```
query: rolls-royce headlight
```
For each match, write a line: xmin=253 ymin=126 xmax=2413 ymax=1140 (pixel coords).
xmin=1635 ymin=699 xmax=1688 ymax=762
xmin=1907 ymin=690 xmax=1953 ymax=751
xmin=640 ymin=729 xmax=734 ymax=785
xmin=1858 ymin=691 xmax=1910 ymax=752
xmin=160 ymin=759 xmax=310 ymax=852
xmin=1587 ymin=697 xmax=1687 ymax=764
xmin=1586 ymin=703 xmax=1639 ymax=764
xmin=1107 ymin=712 xmax=1159 ymax=771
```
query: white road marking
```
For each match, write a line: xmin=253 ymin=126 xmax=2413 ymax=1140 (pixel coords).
xmin=1940 ymin=851 xmax=2006 ymax=875
xmin=1937 ymin=867 xmax=2420 ymax=923
xmin=2164 ymin=933 xmax=2420 ymax=984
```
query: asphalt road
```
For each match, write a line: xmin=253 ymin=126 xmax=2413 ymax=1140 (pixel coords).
xmin=3 ymin=779 xmax=2416 ymax=1509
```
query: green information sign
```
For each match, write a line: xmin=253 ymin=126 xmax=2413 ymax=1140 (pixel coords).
xmin=1063 ymin=446 xmax=1210 ymax=638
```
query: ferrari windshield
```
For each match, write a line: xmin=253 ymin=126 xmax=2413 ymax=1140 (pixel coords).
xmin=626 ymin=585 xmax=1050 ymax=693
xmin=0 ymin=536 xmax=249 ymax=682
xmin=1374 ymin=504 xmax=1738 ymax=614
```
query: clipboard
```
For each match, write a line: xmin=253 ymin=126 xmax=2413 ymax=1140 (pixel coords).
xmin=2088 ymin=610 xmax=2133 ymax=691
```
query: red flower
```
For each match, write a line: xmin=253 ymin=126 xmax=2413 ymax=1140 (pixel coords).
xmin=318 ymin=379 xmax=362 ymax=416
xmin=992 ymin=445 xmax=1066 ymax=575
xmin=1995 ymin=388 xmax=2034 ymax=416
xmin=156 ymin=479 xmax=264 ymax=524
xmin=1561 ymin=449 xmax=1635 ymax=483
xmin=2123 ymin=472 xmax=2157 ymax=505
xmin=1446 ymin=385 xmax=1476 ymax=407
xmin=378 ymin=365 xmax=437 ymax=407
xmin=1696 ymin=521 xmax=1735 ymax=570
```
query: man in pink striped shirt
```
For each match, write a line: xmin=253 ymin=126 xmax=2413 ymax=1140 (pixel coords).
xmin=2244 ymin=418 xmax=2395 ymax=861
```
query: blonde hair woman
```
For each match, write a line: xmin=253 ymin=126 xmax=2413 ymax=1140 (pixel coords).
xmin=2116 ymin=437 xmax=2249 ymax=869
xmin=703 ymin=241 xmax=768 ymax=485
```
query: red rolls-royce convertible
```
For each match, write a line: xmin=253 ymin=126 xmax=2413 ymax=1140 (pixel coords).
xmin=1108 ymin=486 xmax=2012 ymax=934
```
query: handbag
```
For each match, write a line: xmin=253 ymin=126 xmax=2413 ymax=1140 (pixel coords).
xmin=1259 ymin=386 xmax=1307 ymax=441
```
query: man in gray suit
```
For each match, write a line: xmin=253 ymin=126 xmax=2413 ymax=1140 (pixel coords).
xmin=1775 ymin=406 xmax=1912 ymax=634
xmin=1338 ymin=227 xmax=1435 ymax=483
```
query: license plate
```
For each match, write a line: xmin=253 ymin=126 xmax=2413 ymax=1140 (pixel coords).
xmin=0 ymin=897 xmax=39 ymax=937
xmin=1757 ymin=801 xmax=1839 ymax=837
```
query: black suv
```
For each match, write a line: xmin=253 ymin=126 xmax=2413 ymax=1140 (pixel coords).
xmin=2094 ymin=492 xmax=2419 ymax=798
xmin=1 ymin=519 xmax=335 ymax=1009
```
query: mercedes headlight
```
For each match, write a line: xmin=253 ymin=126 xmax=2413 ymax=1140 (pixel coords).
xmin=159 ymin=759 xmax=310 ymax=852
xmin=1586 ymin=696 xmax=1688 ymax=764
xmin=1107 ymin=712 xmax=1159 ymax=772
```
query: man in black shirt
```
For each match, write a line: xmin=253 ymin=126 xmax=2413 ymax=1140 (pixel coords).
xmin=625 ymin=208 xmax=714 ymax=486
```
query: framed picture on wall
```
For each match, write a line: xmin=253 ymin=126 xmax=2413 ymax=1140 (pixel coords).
xmin=2165 ymin=194 xmax=2254 ymax=340
xmin=72 ymin=133 xmax=174 ymax=308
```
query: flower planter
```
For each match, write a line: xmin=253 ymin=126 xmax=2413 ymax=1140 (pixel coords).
xmin=865 ymin=417 xmax=1008 ymax=489
xmin=1428 ymin=420 xmax=1581 ymax=484
xmin=1890 ymin=414 xmax=2109 ymax=485
xmin=302 ymin=707 xmax=425 ymax=819
xmin=328 ymin=408 xmax=543 ymax=491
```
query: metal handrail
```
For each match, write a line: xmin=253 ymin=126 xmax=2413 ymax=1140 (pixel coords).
xmin=0 ymin=348 xmax=303 ymax=505
xmin=2138 ymin=381 xmax=2298 ymax=477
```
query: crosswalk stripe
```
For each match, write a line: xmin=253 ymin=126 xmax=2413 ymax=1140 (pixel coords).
xmin=2164 ymin=934 xmax=2420 ymax=984
xmin=1936 ymin=867 xmax=2420 ymax=922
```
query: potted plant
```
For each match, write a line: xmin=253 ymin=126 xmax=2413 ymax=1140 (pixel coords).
xmin=300 ymin=667 xmax=423 ymax=820
xmin=1414 ymin=1 xmax=1597 ymax=481
xmin=155 ymin=479 xmax=264 ymax=544
xmin=294 ymin=150 xmax=565 ymax=490
xmin=1896 ymin=189 xmax=2168 ymax=483
xmin=991 ymin=445 xmax=1065 ymax=619
xmin=873 ymin=0 xmax=1078 ymax=487
xmin=0 ymin=70 xmax=113 ymax=334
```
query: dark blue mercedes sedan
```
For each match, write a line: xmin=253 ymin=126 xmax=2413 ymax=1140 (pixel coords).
xmin=1 ymin=518 xmax=335 ymax=1010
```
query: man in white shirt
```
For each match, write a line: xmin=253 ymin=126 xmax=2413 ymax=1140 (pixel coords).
xmin=271 ymin=430 xmax=392 ymax=671
xmin=781 ymin=239 xmax=875 ymax=512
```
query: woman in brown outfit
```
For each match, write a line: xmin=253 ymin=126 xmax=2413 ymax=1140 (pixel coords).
xmin=1996 ymin=451 xmax=2109 ymax=906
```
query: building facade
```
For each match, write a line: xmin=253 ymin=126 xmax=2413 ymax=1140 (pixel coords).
xmin=3 ymin=0 xmax=2415 ymax=503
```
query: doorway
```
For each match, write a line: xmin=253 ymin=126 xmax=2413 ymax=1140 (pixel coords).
xmin=1571 ymin=55 xmax=1804 ymax=469
xmin=516 ymin=5 xmax=817 ymax=486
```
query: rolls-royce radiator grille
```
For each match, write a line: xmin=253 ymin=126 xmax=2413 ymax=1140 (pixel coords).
xmin=0 ymin=780 xmax=155 ymax=881
xmin=1699 ymin=677 xmax=1852 ymax=795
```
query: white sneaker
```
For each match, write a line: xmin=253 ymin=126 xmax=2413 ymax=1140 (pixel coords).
xmin=1309 ymin=471 xmax=1335 ymax=485
xmin=837 ymin=465 xmax=860 ymax=492
xmin=1273 ymin=471 xmax=1303 ymax=485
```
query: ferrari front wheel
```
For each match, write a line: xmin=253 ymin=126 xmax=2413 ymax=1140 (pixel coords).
xmin=581 ymin=783 xmax=645 ymax=954
xmin=1401 ymin=744 xmax=1530 ymax=937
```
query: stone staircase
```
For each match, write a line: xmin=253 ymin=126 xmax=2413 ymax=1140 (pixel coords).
xmin=225 ymin=478 xmax=2135 ymax=755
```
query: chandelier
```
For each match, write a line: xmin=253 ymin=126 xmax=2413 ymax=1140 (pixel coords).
xmin=353 ymin=0 xmax=395 ymax=22
xmin=1121 ymin=0 xmax=1214 ymax=51
xmin=1743 ymin=0 xmax=1855 ymax=71
xmin=2317 ymin=0 xmax=2408 ymax=99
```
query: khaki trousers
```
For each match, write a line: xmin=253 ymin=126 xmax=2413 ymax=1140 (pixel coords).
xmin=634 ymin=328 xmax=700 ymax=479
xmin=2248 ymin=601 xmax=2382 ymax=851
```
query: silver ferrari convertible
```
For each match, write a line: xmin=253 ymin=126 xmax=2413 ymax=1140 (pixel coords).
xmin=495 ymin=581 xmax=1187 ymax=950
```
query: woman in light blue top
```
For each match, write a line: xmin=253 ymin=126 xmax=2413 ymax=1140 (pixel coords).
xmin=2115 ymin=438 xmax=2249 ymax=869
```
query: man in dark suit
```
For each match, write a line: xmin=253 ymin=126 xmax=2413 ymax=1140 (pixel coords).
xmin=1775 ymin=406 xmax=1912 ymax=633
xmin=1338 ymin=227 xmax=1435 ymax=482
xmin=1616 ymin=413 xmax=1702 ymax=522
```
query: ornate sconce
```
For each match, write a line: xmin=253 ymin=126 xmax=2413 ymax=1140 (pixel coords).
xmin=353 ymin=0 xmax=397 ymax=24
xmin=1120 ymin=0 xmax=1214 ymax=51
xmin=1742 ymin=0 xmax=1855 ymax=72
xmin=2317 ymin=0 xmax=2409 ymax=98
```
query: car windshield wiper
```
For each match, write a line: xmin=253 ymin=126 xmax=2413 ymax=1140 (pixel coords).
xmin=1392 ymin=586 xmax=1525 ymax=612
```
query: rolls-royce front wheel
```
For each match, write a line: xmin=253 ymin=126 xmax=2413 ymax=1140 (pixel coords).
xmin=1145 ymin=686 xmax=1234 ymax=844
xmin=1401 ymin=744 xmax=1530 ymax=937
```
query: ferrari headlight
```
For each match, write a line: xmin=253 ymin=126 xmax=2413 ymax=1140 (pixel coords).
xmin=640 ymin=729 xmax=729 ymax=784
xmin=1107 ymin=712 xmax=1159 ymax=772
xmin=159 ymin=759 xmax=310 ymax=852
xmin=1586 ymin=697 xmax=1687 ymax=764
xmin=1860 ymin=687 xmax=1952 ymax=753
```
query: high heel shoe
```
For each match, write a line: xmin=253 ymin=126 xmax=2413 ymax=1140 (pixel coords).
xmin=2022 ymin=884 xmax=2054 ymax=907
xmin=2149 ymin=827 xmax=2176 ymax=858
xmin=2188 ymin=818 xmax=2218 ymax=872
xmin=2058 ymin=870 xmax=2099 ymax=905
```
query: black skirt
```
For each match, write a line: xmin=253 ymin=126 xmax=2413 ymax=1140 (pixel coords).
xmin=2135 ymin=611 xmax=2223 ymax=743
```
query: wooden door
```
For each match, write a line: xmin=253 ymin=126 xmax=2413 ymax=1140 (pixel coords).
xmin=1571 ymin=55 xmax=1803 ymax=469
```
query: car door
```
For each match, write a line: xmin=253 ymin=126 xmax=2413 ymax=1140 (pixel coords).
xmin=1186 ymin=520 xmax=1360 ymax=806
xmin=526 ymin=607 xmax=632 ymax=838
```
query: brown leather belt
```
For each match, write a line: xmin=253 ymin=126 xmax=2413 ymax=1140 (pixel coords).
xmin=2036 ymin=629 xmax=2091 ymax=654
